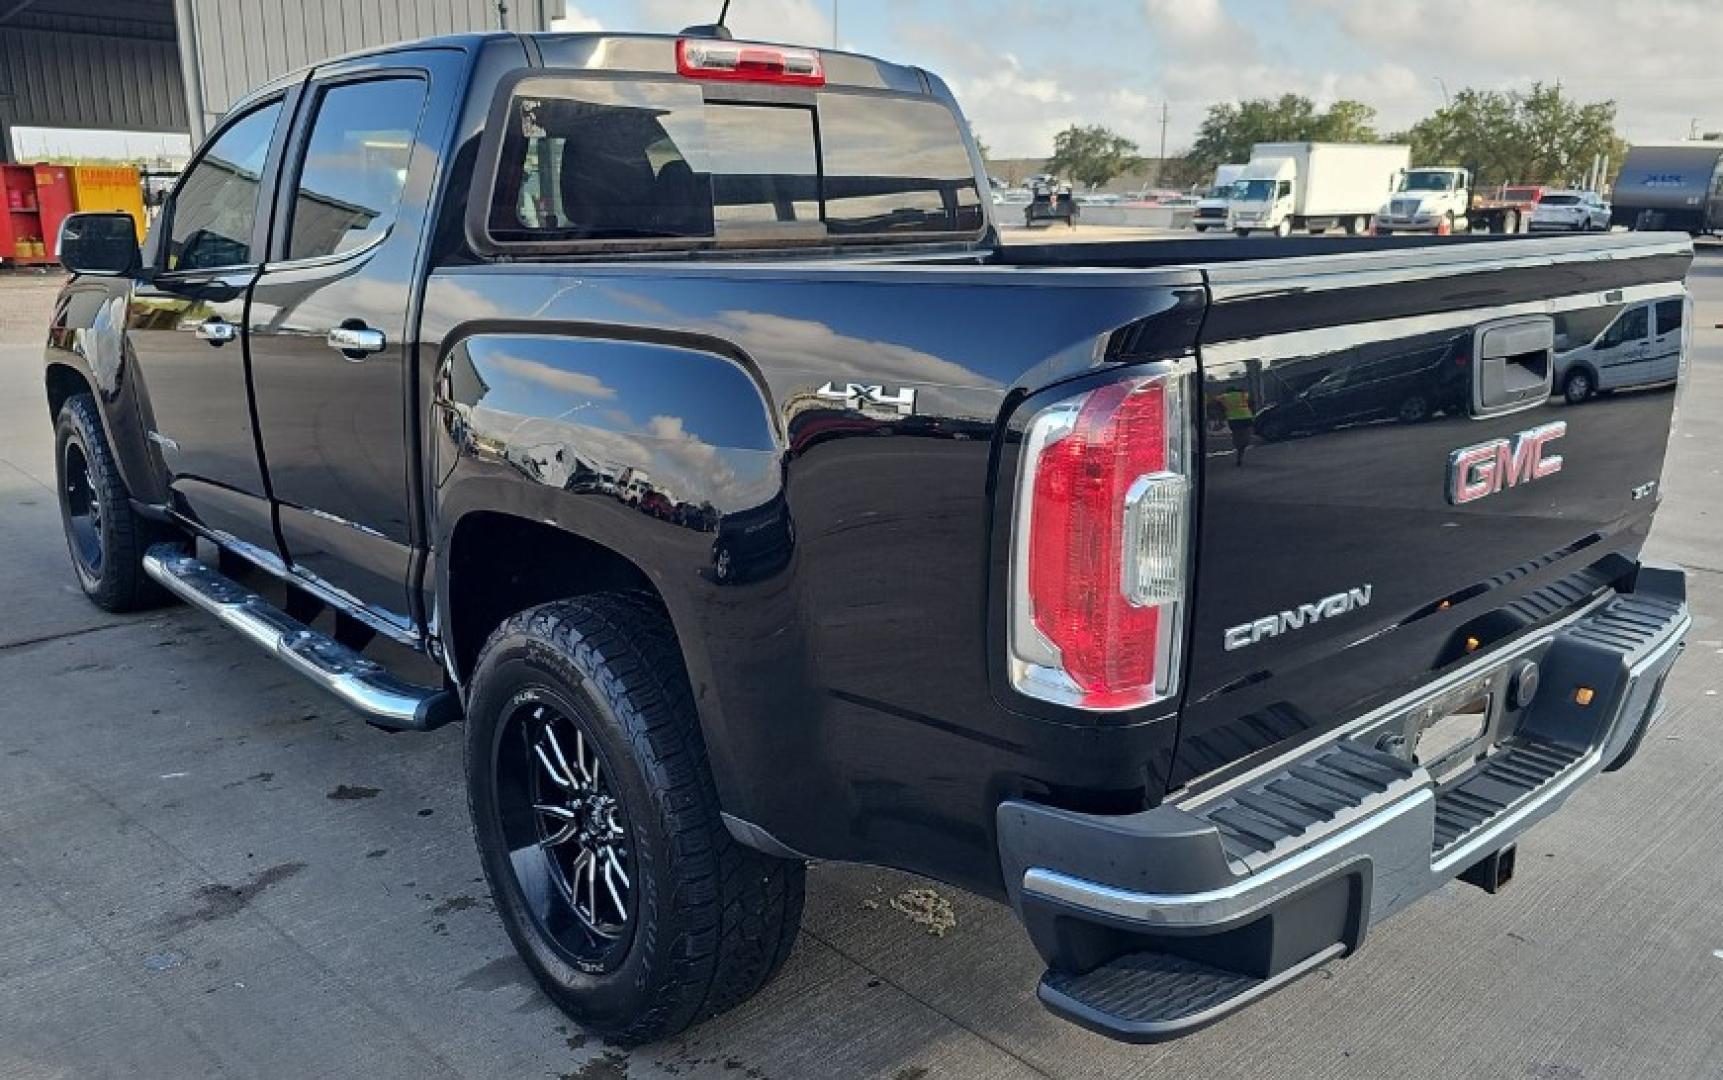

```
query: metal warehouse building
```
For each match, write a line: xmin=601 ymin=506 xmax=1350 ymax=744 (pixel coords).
xmin=0 ymin=0 xmax=561 ymax=161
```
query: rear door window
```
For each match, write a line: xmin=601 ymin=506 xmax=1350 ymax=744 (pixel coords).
xmin=286 ymin=77 xmax=428 ymax=260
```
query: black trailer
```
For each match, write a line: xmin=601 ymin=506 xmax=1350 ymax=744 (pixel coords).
xmin=1613 ymin=143 xmax=1723 ymax=234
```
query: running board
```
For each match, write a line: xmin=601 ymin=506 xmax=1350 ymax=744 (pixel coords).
xmin=143 ymin=544 xmax=459 ymax=732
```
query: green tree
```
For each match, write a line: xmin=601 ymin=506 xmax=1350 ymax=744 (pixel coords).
xmin=1183 ymin=95 xmax=1378 ymax=175
xmin=1046 ymin=124 xmax=1143 ymax=189
xmin=1403 ymin=84 xmax=1625 ymax=188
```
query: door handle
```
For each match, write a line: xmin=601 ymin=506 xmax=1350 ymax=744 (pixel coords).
xmin=327 ymin=324 xmax=386 ymax=357
xmin=196 ymin=318 xmax=238 ymax=346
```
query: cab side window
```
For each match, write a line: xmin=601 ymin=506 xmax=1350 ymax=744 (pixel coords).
xmin=1617 ymin=305 xmax=1649 ymax=343
xmin=286 ymin=78 xmax=428 ymax=260
xmin=167 ymin=100 xmax=284 ymax=271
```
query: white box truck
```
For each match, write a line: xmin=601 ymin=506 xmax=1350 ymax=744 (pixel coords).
xmin=1228 ymin=142 xmax=1410 ymax=237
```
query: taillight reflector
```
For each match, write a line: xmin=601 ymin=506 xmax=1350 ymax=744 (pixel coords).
xmin=676 ymin=39 xmax=825 ymax=86
xmin=1009 ymin=373 xmax=1190 ymax=711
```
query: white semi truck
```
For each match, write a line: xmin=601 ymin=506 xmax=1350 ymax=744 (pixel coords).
xmin=1375 ymin=167 xmax=1541 ymax=235
xmin=1228 ymin=142 xmax=1410 ymax=237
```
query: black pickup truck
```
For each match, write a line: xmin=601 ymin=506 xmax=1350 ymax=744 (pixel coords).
xmin=45 ymin=28 xmax=1692 ymax=1047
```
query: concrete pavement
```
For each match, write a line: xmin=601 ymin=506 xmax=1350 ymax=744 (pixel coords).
xmin=0 ymin=250 xmax=1720 ymax=1080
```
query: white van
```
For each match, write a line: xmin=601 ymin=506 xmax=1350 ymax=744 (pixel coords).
xmin=1554 ymin=297 xmax=1685 ymax=403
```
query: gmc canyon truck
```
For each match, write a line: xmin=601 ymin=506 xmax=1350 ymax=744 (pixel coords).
xmin=45 ymin=29 xmax=1692 ymax=1047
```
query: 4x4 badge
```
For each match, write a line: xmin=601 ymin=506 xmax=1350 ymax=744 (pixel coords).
xmin=816 ymin=381 xmax=917 ymax=416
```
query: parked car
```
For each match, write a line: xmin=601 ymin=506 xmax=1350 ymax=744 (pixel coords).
xmin=1252 ymin=337 xmax=1470 ymax=439
xmin=1554 ymin=296 xmax=1686 ymax=402
xmin=1531 ymin=190 xmax=1611 ymax=232
xmin=46 ymin=26 xmax=1692 ymax=1049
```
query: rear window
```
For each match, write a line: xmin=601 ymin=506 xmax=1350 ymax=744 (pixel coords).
xmin=1541 ymin=194 xmax=1580 ymax=206
xmin=482 ymin=74 xmax=984 ymax=249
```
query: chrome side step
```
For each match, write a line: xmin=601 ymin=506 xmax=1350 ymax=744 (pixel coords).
xmin=143 ymin=544 xmax=459 ymax=732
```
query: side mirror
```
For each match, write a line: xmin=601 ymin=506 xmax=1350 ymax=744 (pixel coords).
xmin=58 ymin=212 xmax=140 ymax=276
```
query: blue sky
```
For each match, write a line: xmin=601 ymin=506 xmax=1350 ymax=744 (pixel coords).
xmin=558 ymin=1 xmax=1723 ymax=157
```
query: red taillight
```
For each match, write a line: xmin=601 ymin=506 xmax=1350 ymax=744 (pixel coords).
xmin=1009 ymin=374 xmax=1190 ymax=711
xmin=676 ymin=39 xmax=825 ymax=86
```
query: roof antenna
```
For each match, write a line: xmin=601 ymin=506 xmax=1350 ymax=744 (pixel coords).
xmin=682 ymin=0 xmax=734 ymax=39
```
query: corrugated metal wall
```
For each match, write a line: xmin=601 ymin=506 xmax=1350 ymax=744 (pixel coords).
xmin=0 ymin=3 xmax=186 ymax=134
xmin=182 ymin=0 xmax=554 ymax=136
xmin=0 ymin=0 xmax=557 ymax=158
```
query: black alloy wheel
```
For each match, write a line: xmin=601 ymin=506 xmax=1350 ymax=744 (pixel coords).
xmin=494 ymin=691 xmax=636 ymax=969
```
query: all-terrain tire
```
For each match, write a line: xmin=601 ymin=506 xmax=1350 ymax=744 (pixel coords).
xmin=54 ymin=392 xmax=170 ymax=612
xmin=465 ymin=593 xmax=805 ymax=1045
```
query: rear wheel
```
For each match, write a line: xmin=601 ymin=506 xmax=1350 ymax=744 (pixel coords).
xmin=54 ymin=393 xmax=170 ymax=612
xmin=1233 ymin=228 xmax=1250 ymax=237
xmin=1345 ymin=215 xmax=1368 ymax=236
xmin=466 ymin=594 xmax=805 ymax=1045
xmin=1501 ymin=209 xmax=1520 ymax=234
xmin=1564 ymin=369 xmax=1595 ymax=405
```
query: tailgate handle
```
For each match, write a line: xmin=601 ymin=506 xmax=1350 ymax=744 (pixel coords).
xmin=1472 ymin=316 xmax=1554 ymax=418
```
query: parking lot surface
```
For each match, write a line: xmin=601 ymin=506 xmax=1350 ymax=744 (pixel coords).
xmin=1 ymin=244 xmax=1720 ymax=1080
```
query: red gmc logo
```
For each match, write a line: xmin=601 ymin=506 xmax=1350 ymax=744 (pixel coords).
xmin=1446 ymin=422 xmax=1567 ymax=505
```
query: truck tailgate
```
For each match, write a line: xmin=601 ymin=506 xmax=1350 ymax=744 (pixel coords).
xmin=1173 ymin=235 xmax=1691 ymax=789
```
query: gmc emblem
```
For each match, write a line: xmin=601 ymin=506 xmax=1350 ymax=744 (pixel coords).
xmin=1446 ymin=422 xmax=1566 ymax=505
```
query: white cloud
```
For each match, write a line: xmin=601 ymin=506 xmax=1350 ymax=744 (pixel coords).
xmin=637 ymin=0 xmax=833 ymax=46
xmin=1296 ymin=0 xmax=1723 ymax=141
xmin=1142 ymin=0 xmax=1232 ymax=46
xmin=549 ymin=6 xmax=603 ymax=32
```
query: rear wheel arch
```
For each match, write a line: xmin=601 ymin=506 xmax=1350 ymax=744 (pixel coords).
xmin=441 ymin=508 xmax=667 ymax=685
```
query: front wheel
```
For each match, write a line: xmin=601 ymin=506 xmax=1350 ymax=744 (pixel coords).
xmin=1273 ymin=219 xmax=1292 ymax=238
xmin=1396 ymin=394 xmax=1431 ymax=424
xmin=1233 ymin=228 xmax=1251 ymax=237
xmin=1194 ymin=224 xmax=1209 ymax=233
xmin=466 ymin=594 xmax=805 ymax=1045
xmin=1564 ymin=369 xmax=1595 ymax=405
xmin=54 ymin=393 xmax=171 ymax=612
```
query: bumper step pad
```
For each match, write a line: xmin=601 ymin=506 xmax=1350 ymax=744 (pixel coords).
xmin=1039 ymin=944 xmax=1346 ymax=1043
xmin=1202 ymin=741 xmax=1417 ymax=865
xmin=1432 ymin=738 xmax=1584 ymax=854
